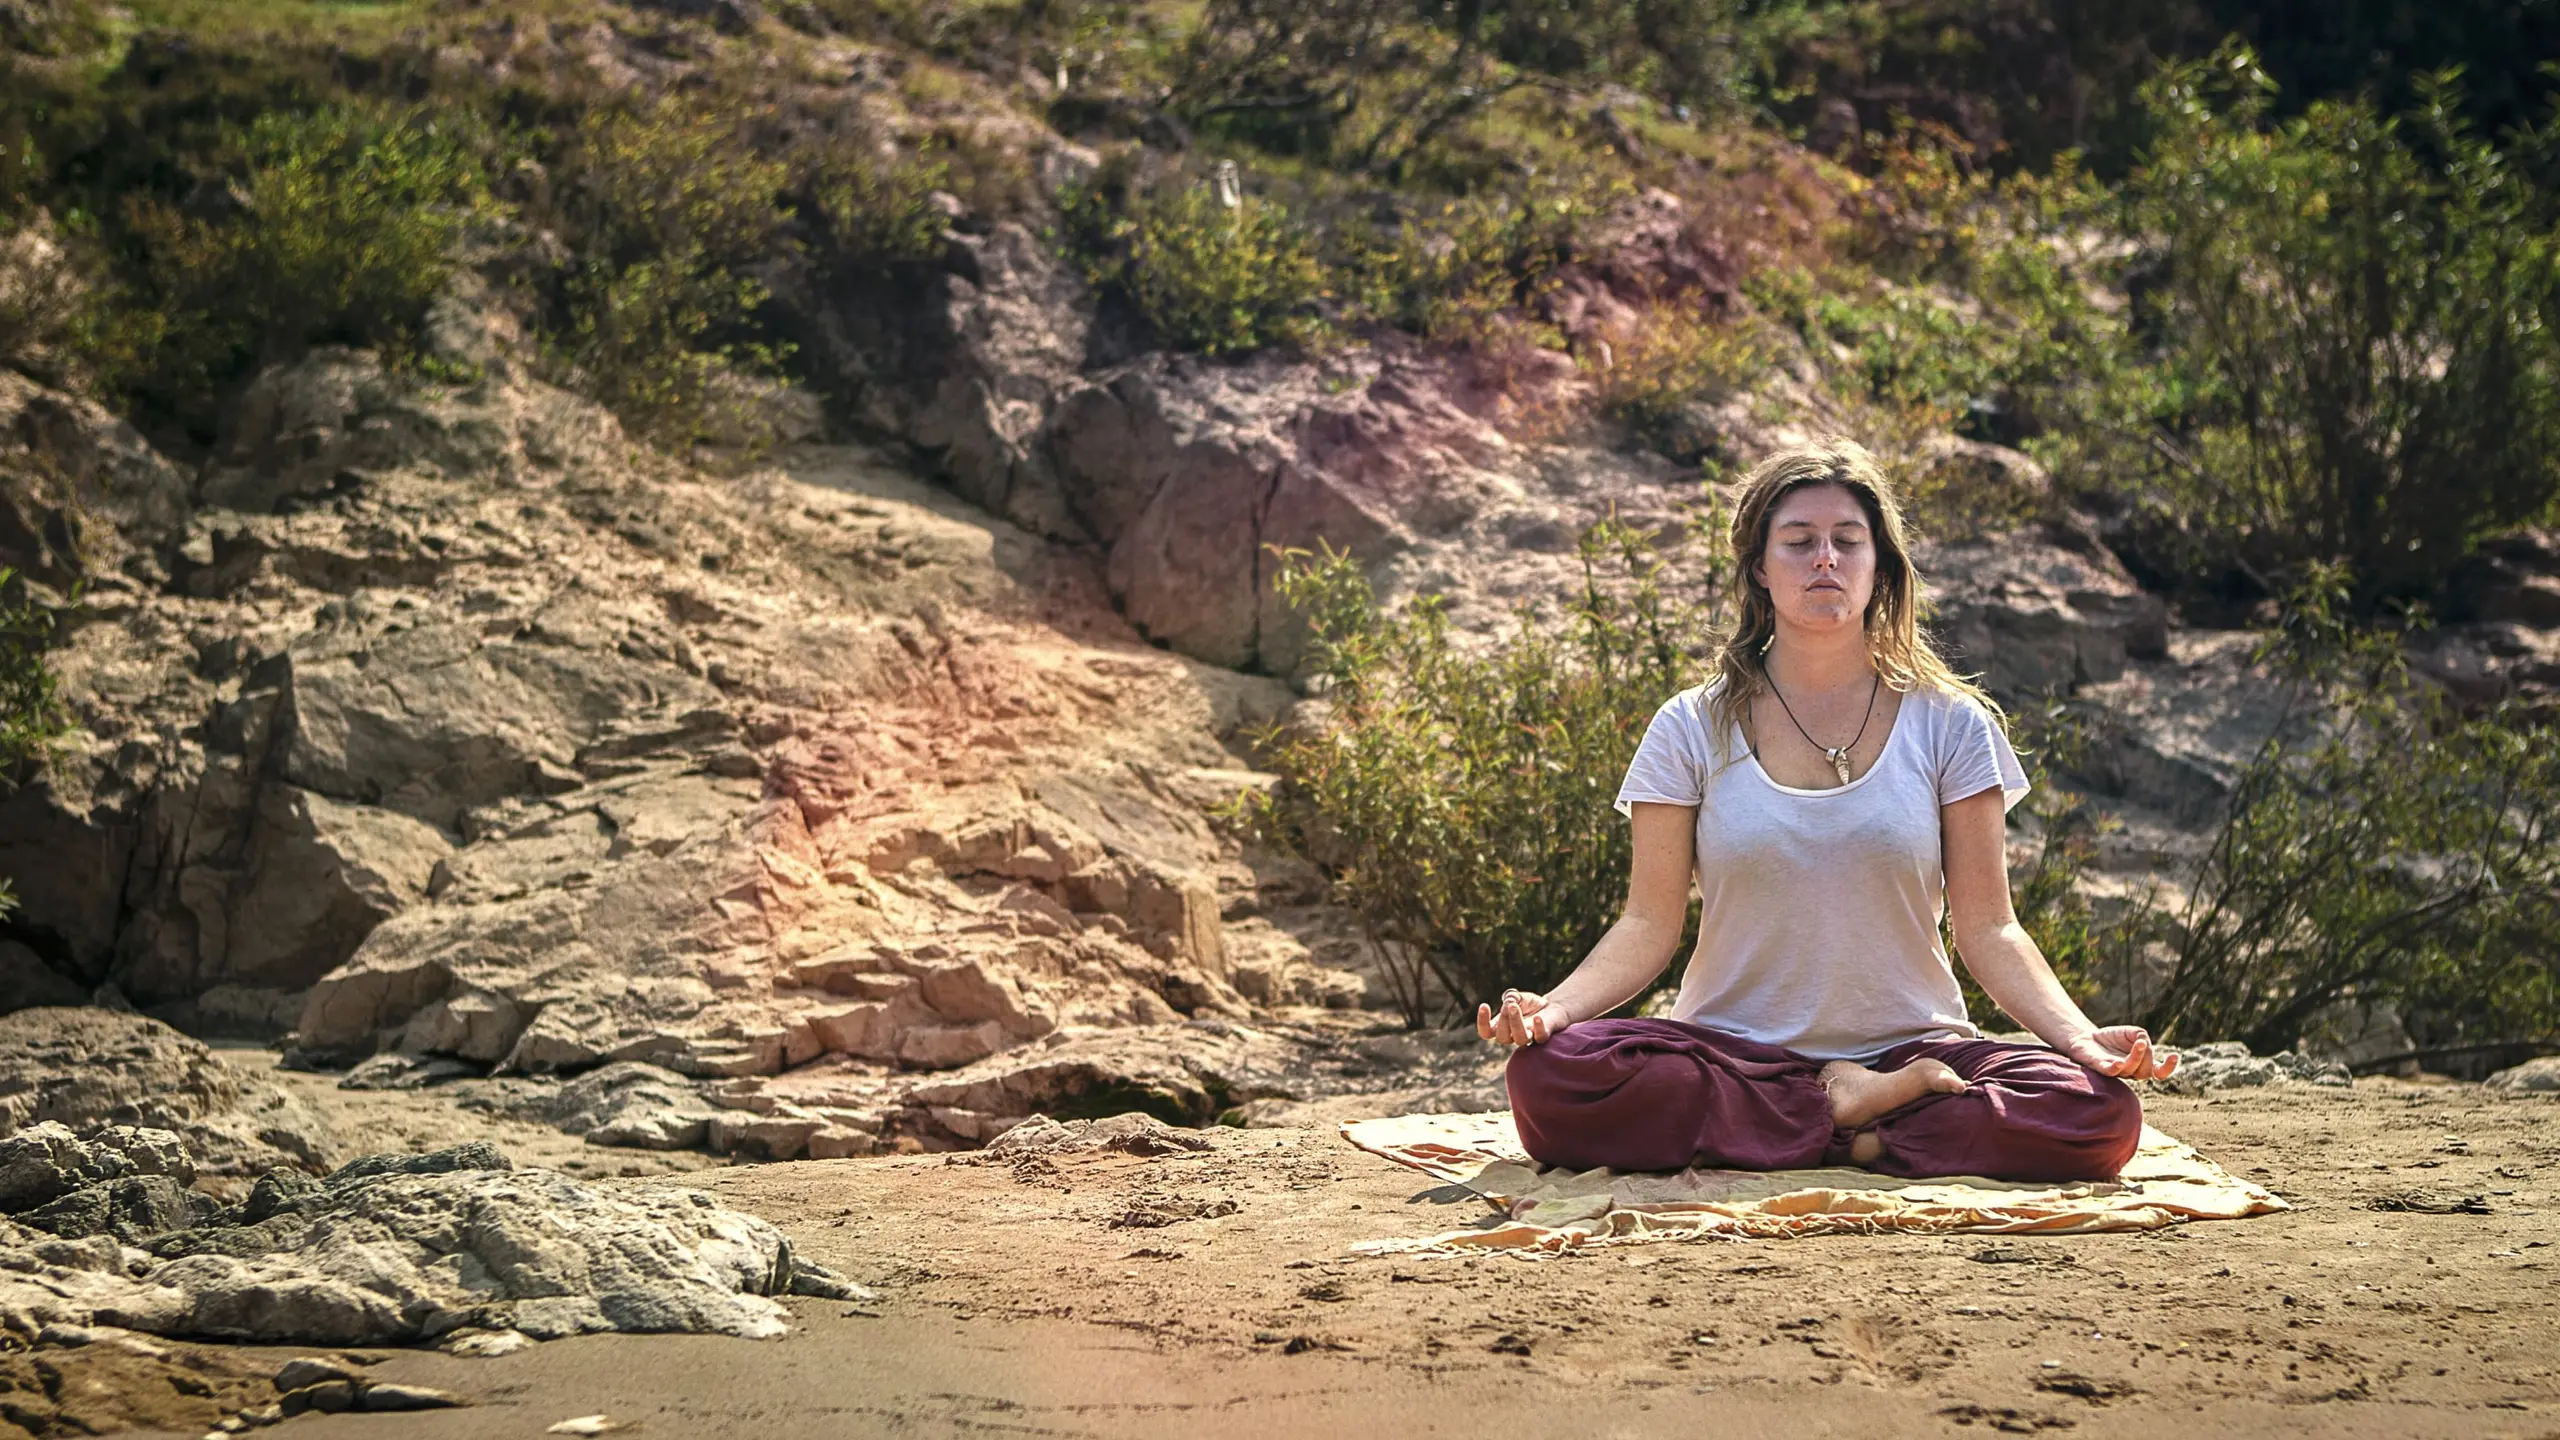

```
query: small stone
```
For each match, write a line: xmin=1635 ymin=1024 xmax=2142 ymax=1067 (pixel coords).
xmin=358 ymin=1382 xmax=468 ymax=1411
xmin=442 ymin=1328 xmax=535 ymax=1358
xmin=548 ymin=1417 xmax=634 ymax=1436
xmin=273 ymin=1356 xmax=361 ymax=1393
xmin=279 ymin=1379 xmax=358 ymax=1415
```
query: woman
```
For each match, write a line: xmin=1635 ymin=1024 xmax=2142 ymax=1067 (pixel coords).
xmin=1479 ymin=439 xmax=2176 ymax=1183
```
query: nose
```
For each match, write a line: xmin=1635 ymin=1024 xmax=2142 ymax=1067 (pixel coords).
xmin=1812 ymin=539 xmax=1838 ymax=570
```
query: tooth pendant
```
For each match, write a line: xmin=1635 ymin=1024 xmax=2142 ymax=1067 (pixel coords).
xmin=1826 ymin=748 xmax=1853 ymax=785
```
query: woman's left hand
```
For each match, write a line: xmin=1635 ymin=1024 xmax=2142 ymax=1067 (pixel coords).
xmin=2062 ymin=1026 xmax=2180 ymax=1081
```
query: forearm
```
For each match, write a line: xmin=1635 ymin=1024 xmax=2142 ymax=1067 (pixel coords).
xmin=1543 ymin=912 xmax=1684 ymax=1026
xmin=1956 ymin=920 xmax=2098 ymax=1047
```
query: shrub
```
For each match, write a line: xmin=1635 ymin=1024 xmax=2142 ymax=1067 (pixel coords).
xmin=2079 ymin=50 xmax=2560 ymax=605
xmin=1237 ymin=517 xmax=1721 ymax=1026
xmin=106 ymin=106 xmax=486 ymax=430
xmin=809 ymin=147 xmax=951 ymax=267
xmin=2133 ymin=571 xmax=2560 ymax=1054
xmin=1588 ymin=307 xmax=1766 ymax=451
xmin=1072 ymin=175 xmax=1325 ymax=356
xmin=0 ymin=214 xmax=81 ymax=383
xmin=1341 ymin=176 xmax=1618 ymax=346
xmin=545 ymin=99 xmax=795 ymax=446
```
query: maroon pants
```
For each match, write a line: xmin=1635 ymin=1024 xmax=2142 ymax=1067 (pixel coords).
xmin=1505 ymin=1018 xmax=2143 ymax=1182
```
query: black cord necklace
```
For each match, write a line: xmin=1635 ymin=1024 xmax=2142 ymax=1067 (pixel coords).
xmin=1763 ymin=670 xmax=1881 ymax=786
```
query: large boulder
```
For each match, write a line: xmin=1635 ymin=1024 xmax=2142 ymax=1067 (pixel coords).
xmin=2487 ymin=1056 xmax=2560 ymax=1094
xmin=1921 ymin=518 xmax=2170 ymax=700
xmin=0 ymin=1009 xmax=243 ymax=1136
xmin=0 ymin=1009 xmax=337 ymax=1176
xmin=0 ymin=1122 xmax=193 ymax=1213
xmin=0 ymin=368 xmax=192 ymax=587
xmin=0 ymin=1140 xmax=858 ymax=1346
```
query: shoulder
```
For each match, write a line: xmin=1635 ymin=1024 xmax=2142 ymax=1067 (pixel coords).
xmin=1651 ymin=681 xmax=1718 ymax=722
xmin=1634 ymin=683 xmax=1720 ymax=759
xmin=1901 ymin=683 xmax=2004 ymax=732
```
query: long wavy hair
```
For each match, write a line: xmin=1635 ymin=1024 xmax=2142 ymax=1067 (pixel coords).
xmin=1705 ymin=438 xmax=1999 ymax=762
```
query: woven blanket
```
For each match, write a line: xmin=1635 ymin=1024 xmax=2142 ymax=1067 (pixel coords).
xmin=1341 ymin=1111 xmax=2286 ymax=1254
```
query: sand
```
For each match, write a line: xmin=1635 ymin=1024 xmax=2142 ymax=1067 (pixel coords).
xmin=103 ymin=1074 xmax=2557 ymax=1439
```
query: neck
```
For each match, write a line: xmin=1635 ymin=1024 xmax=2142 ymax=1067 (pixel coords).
xmin=1764 ymin=622 xmax=1874 ymax=693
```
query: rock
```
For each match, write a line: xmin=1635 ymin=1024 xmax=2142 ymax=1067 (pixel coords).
xmin=0 ymin=1122 xmax=193 ymax=1212
xmin=272 ymin=1355 xmax=362 ymax=1393
xmin=0 ymin=1009 xmax=241 ymax=1136
xmin=279 ymin=1379 xmax=360 ymax=1415
xmin=897 ymin=1022 xmax=1321 ymax=1144
xmin=442 ymin=1327 xmax=533 ymax=1357
xmin=525 ymin=1063 xmax=718 ymax=1150
xmin=2486 ymin=1057 xmax=2560 ymax=1094
xmin=0 ymin=368 xmax=192 ymax=587
xmin=1 ymin=1140 xmax=812 ymax=1344
xmin=1922 ymin=524 xmax=2170 ymax=700
xmin=337 ymin=1053 xmax=481 ymax=1091
xmin=18 ymin=1174 xmax=216 ymax=1242
xmin=0 ymin=1321 xmax=280 ymax=1438
xmin=357 ymin=1381 xmax=468 ymax=1411
xmin=0 ymin=941 xmax=88 ymax=1012
xmin=327 ymin=1141 xmax=512 ymax=1183
xmin=982 ymin=1112 xmax=1216 ymax=1159
xmin=780 ymin=1256 xmax=874 ymax=1302
xmin=2155 ymin=1041 xmax=2351 ymax=1094
xmin=0 ymin=1009 xmax=334 ymax=1177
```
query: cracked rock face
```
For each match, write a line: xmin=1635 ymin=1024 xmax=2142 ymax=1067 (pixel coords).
xmin=0 ymin=343 xmax=1332 ymax=1113
xmin=0 ymin=1138 xmax=834 ymax=1347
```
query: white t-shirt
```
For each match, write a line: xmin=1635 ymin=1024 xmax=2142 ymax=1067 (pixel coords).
xmin=1613 ymin=681 xmax=2030 ymax=1062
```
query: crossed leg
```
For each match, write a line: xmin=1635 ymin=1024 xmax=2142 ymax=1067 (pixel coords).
xmin=1505 ymin=1018 xmax=2143 ymax=1183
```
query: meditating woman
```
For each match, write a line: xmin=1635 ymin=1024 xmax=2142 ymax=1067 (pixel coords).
xmin=1480 ymin=438 xmax=2176 ymax=1183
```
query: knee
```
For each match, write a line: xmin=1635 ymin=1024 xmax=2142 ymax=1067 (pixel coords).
xmin=1502 ymin=1041 xmax=1572 ymax=1120
xmin=2087 ymin=1072 xmax=2145 ymax=1167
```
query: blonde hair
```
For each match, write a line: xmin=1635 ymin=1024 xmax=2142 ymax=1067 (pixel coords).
xmin=1706 ymin=437 xmax=1999 ymax=762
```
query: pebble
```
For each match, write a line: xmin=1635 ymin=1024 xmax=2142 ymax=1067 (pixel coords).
xmin=443 ymin=1328 xmax=535 ymax=1358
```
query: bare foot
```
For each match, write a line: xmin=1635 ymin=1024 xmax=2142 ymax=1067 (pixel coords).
xmin=1820 ymin=1058 xmax=1968 ymax=1131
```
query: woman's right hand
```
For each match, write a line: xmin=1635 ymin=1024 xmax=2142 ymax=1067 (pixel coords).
xmin=1476 ymin=989 xmax=1569 ymax=1048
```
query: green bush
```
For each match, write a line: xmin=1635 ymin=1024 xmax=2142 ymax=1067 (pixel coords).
xmin=0 ymin=215 xmax=82 ymax=382
xmin=2073 ymin=50 xmax=2560 ymax=604
xmin=1237 ymin=517 xmax=1719 ymax=1026
xmin=103 ymin=106 xmax=486 ymax=429
xmin=1587 ymin=308 xmax=1766 ymax=450
xmin=2132 ymin=572 xmax=2560 ymax=1054
xmin=545 ymin=100 xmax=795 ymax=446
xmin=1177 ymin=0 xmax=1829 ymax=173
xmin=810 ymin=147 xmax=952 ymax=267
xmin=1072 ymin=176 xmax=1325 ymax=356
xmin=1340 ymin=176 xmax=1617 ymax=346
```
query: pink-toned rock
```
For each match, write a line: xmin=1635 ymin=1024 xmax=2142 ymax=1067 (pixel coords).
xmin=805 ymin=1126 xmax=879 ymax=1159
xmin=896 ymin=1021 xmax=1009 ymax=1069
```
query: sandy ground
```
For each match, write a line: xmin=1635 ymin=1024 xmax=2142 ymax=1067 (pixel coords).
xmin=98 ymin=1070 xmax=2559 ymax=1439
